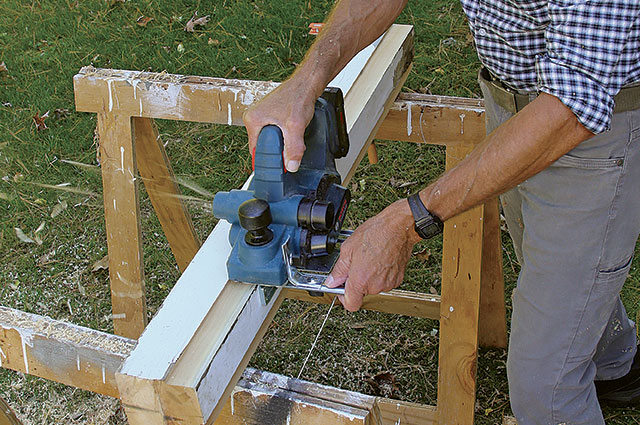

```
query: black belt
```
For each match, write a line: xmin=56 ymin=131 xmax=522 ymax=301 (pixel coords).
xmin=479 ymin=67 xmax=640 ymax=114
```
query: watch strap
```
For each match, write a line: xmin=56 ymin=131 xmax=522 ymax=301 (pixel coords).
xmin=407 ymin=193 xmax=443 ymax=239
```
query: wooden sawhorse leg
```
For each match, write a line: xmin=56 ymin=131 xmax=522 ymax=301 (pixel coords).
xmin=436 ymin=144 xmax=507 ymax=424
xmin=97 ymin=112 xmax=147 ymax=339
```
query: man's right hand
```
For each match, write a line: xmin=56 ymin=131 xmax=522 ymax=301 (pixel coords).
xmin=243 ymin=78 xmax=318 ymax=172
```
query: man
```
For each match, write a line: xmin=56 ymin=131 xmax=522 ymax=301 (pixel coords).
xmin=243 ymin=0 xmax=640 ymax=423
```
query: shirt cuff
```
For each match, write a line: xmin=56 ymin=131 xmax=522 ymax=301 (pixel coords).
xmin=535 ymin=55 xmax=614 ymax=134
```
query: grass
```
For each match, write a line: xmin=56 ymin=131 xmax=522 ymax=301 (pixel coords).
xmin=0 ymin=0 xmax=639 ymax=424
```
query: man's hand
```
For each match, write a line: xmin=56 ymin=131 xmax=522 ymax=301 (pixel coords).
xmin=325 ymin=199 xmax=422 ymax=311
xmin=243 ymin=78 xmax=317 ymax=172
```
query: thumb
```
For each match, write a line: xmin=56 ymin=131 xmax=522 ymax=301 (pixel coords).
xmin=282 ymin=128 xmax=306 ymax=172
xmin=325 ymin=251 xmax=351 ymax=288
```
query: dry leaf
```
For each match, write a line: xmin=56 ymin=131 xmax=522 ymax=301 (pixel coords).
xmin=208 ymin=38 xmax=220 ymax=45
xmin=15 ymin=228 xmax=35 ymax=244
xmin=51 ymin=200 xmax=68 ymax=218
xmin=177 ymin=43 xmax=185 ymax=53
xmin=91 ymin=255 xmax=109 ymax=272
xmin=136 ymin=16 xmax=154 ymax=27
xmin=389 ymin=177 xmax=417 ymax=188
xmin=365 ymin=372 xmax=399 ymax=398
xmin=414 ymin=247 xmax=431 ymax=261
xmin=35 ymin=221 xmax=45 ymax=234
xmin=33 ymin=110 xmax=49 ymax=131
xmin=184 ymin=11 xmax=210 ymax=32
xmin=0 ymin=62 xmax=7 ymax=73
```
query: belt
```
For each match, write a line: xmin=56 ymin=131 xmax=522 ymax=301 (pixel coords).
xmin=479 ymin=67 xmax=640 ymax=114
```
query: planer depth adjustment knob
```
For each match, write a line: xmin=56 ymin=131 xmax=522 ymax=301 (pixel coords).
xmin=239 ymin=199 xmax=274 ymax=246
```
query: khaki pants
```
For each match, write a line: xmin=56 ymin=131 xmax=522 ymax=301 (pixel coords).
xmin=479 ymin=71 xmax=640 ymax=425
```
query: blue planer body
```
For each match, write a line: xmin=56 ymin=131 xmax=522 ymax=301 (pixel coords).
xmin=212 ymin=87 xmax=351 ymax=289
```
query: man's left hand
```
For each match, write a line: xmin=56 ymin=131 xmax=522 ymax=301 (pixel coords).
xmin=325 ymin=199 xmax=422 ymax=311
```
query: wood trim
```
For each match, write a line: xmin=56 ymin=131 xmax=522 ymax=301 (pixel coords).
xmin=116 ymin=24 xmax=415 ymax=425
xmin=0 ymin=306 xmax=135 ymax=398
xmin=97 ymin=113 xmax=147 ymax=339
xmin=133 ymin=117 xmax=201 ymax=272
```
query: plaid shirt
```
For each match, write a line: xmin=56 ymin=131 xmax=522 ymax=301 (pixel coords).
xmin=460 ymin=0 xmax=640 ymax=134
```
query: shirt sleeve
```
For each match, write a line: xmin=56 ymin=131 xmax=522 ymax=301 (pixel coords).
xmin=535 ymin=0 xmax=639 ymax=134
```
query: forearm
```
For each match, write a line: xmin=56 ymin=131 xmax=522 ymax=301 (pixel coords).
xmin=419 ymin=93 xmax=593 ymax=221
xmin=290 ymin=0 xmax=407 ymax=101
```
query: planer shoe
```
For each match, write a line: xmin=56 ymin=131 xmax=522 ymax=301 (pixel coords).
xmin=596 ymin=347 xmax=640 ymax=407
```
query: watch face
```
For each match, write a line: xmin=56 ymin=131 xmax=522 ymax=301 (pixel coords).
xmin=415 ymin=220 xmax=442 ymax=240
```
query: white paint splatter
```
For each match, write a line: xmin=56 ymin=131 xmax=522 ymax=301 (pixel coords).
xmin=242 ymin=91 xmax=255 ymax=106
xmin=111 ymin=313 xmax=127 ymax=320
xmin=407 ymin=104 xmax=412 ymax=136
xmin=459 ymin=113 xmax=466 ymax=135
xmin=120 ymin=146 xmax=125 ymax=174
xmin=449 ymin=306 xmax=454 ymax=312
xmin=113 ymin=198 xmax=117 ymax=211
xmin=395 ymin=419 xmax=401 ymax=425
xmin=0 ymin=346 xmax=5 ymax=367
xmin=102 ymin=364 xmax=106 ymax=384
xmin=76 ymin=354 xmax=81 ymax=371
xmin=107 ymin=80 xmax=114 ymax=112
xmin=139 ymin=98 xmax=143 ymax=116
xmin=21 ymin=337 xmax=29 ymax=374
xmin=227 ymin=103 xmax=232 ymax=125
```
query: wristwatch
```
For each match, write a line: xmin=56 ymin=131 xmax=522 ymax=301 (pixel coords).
xmin=407 ymin=192 xmax=444 ymax=239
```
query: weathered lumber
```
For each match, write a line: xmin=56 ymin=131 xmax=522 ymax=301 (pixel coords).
xmin=116 ymin=24 xmax=414 ymax=425
xmin=0 ymin=306 xmax=135 ymax=398
xmin=74 ymin=78 xmax=485 ymax=150
xmin=96 ymin=112 xmax=147 ymax=339
xmin=286 ymin=288 xmax=441 ymax=319
xmin=133 ymin=117 xmax=201 ymax=272
xmin=436 ymin=144 xmax=484 ymax=425
xmin=0 ymin=305 xmax=438 ymax=425
xmin=0 ymin=395 xmax=21 ymax=425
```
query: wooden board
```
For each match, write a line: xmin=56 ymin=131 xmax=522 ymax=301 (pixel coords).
xmin=286 ymin=288 xmax=440 ymax=319
xmin=96 ymin=113 xmax=147 ymax=339
xmin=133 ymin=117 xmax=200 ymax=272
xmin=436 ymin=144 xmax=485 ymax=425
xmin=115 ymin=24 xmax=414 ymax=425
xmin=74 ymin=79 xmax=485 ymax=151
xmin=0 ymin=306 xmax=135 ymax=398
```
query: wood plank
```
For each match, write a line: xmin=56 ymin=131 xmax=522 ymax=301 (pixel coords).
xmin=0 ymin=395 xmax=21 ymax=425
xmin=97 ymin=113 xmax=147 ymax=339
xmin=0 ymin=306 xmax=135 ymax=398
xmin=285 ymin=288 xmax=440 ymax=319
xmin=375 ymin=93 xmax=486 ymax=146
xmin=216 ymin=368 xmax=377 ymax=425
xmin=116 ymin=24 xmax=414 ymax=425
xmin=73 ymin=82 xmax=485 ymax=150
xmin=376 ymin=398 xmax=437 ymax=425
xmin=478 ymin=197 xmax=508 ymax=348
xmin=133 ymin=117 xmax=200 ymax=272
xmin=436 ymin=144 xmax=484 ymax=425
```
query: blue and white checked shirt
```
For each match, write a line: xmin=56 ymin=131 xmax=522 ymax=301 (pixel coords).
xmin=460 ymin=0 xmax=640 ymax=134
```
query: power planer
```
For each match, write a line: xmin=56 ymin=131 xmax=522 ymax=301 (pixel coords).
xmin=212 ymin=87 xmax=352 ymax=304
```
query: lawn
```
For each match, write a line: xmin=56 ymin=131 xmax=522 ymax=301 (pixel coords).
xmin=1 ymin=1 xmax=639 ymax=424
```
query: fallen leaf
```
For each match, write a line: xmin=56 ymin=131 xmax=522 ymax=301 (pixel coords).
xmin=390 ymin=177 xmax=417 ymax=188
xmin=365 ymin=372 xmax=399 ymax=398
xmin=0 ymin=62 xmax=7 ymax=73
xmin=91 ymin=255 xmax=109 ymax=272
xmin=184 ymin=11 xmax=210 ymax=32
xmin=35 ymin=221 xmax=45 ymax=234
xmin=208 ymin=38 xmax=220 ymax=45
xmin=51 ymin=200 xmax=68 ymax=218
xmin=414 ymin=247 xmax=431 ymax=261
xmin=177 ymin=43 xmax=185 ymax=53
xmin=15 ymin=228 xmax=35 ymax=243
xmin=136 ymin=16 xmax=154 ymax=27
xmin=33 ymin=110 xmax=49 ymax=131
